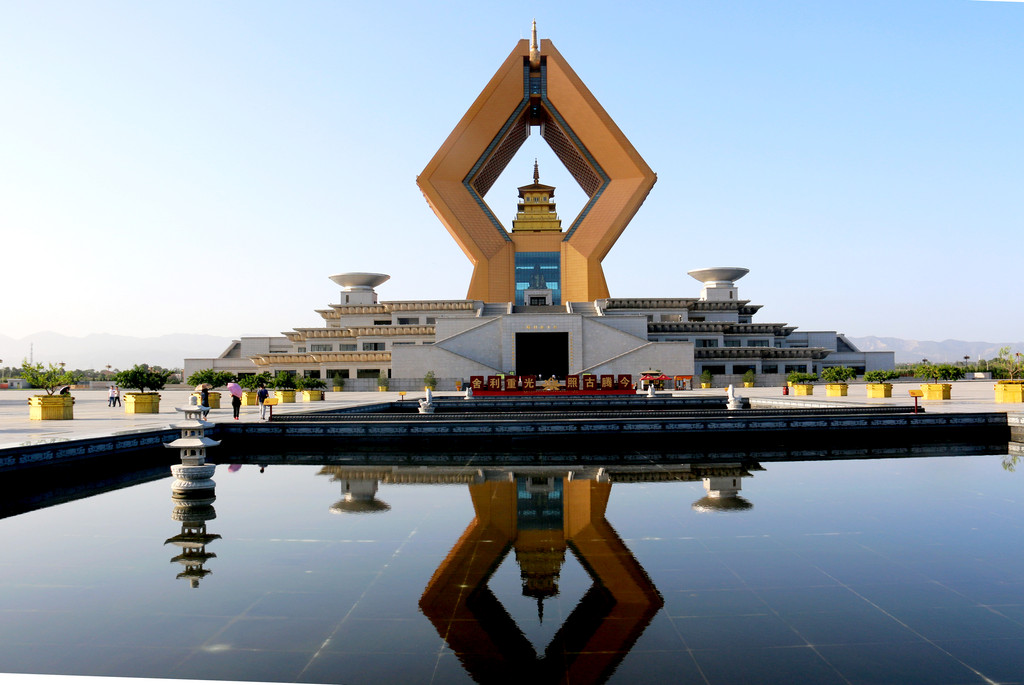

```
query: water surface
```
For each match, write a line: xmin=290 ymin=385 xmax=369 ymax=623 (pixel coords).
xmin=1 ymin=454 xmax=1022 ymax=684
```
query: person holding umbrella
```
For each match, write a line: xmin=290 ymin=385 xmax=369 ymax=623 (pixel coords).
xmin=227 ymin=381 xmax=243 ymax=420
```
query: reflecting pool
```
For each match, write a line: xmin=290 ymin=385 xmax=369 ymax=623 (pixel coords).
xmin=1 ymin=454 xmax=1023 ymax=684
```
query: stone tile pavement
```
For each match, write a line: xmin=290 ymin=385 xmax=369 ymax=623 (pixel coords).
xmin=1 ymin=381 xmax=1020 ymax=451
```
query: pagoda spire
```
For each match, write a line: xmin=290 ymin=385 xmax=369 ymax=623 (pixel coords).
xmin=529 ymin=20 xmax=540 ymax=68
xmin=533 ymin=159 xmax=539 ymax=184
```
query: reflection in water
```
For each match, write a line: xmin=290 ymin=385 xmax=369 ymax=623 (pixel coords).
xmin=319 ymin=463 xmax=758 ymax=683
xmin=165 ymin=500 xmax=220 ymax=588
xmin=322 ymin=472 xmax=391 ymax=514
xmin=691 ymin=467 xmax=759 ymax=512
xmin=164 ymin=404 xmax=221 ymax=588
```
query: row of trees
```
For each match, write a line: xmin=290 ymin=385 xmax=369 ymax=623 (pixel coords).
xmin=781 ymin=364 xmax=969 ymax=386
xmin=185 ymin=369 xmax=328 ymax=392
xmin=895 ymin=347 xmax=1024 ymax=380
xmin=18 ymin=361 xmax=180 ymax=394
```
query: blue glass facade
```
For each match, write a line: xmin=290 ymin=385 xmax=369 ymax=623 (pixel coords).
xmin=514 ymin=251 xmax=561 ymax=305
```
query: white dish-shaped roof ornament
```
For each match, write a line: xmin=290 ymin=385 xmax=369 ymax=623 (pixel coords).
xmin=687 ymin=267 xmax=750 ymax=284
xmin=329 ymin=273 xmax=391 ymax=291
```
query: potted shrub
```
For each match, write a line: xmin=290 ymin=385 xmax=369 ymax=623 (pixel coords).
xmin=741 ymin=369 xmax=756 ymax=388
xmin=821 ymin=366 xmax=856 ymax=397
xmin=994 ymin=348 xmax=1024 ymax=403
xmin=186 ymin=369 xmax=235 ymax=409
xmin=787 ymin=371 xmax=818 ymax=396
xmin=331 ymin=375 xmax=345 ymax=392
xmin=22 ymin=360 xmax=79 ymax=420
xmin=114 ymin=364 xmax=172 ymax=414
xmin=699 ymin=369 xmax=713 ymax=389
xmin=378 ymin=372 xmax=390 ymax=392
xmin=295 ymin=375 xmax=326 ymax=401
xmin=914 ymin=363 xmax=964 ymax=400
xmin=863 ymin=369 xmax=900 ymax=398
xmin=424 ymin=370 xmax=438 ymax=391
xmin=238 ymin=372 xmax=271 ymax=406
xmin=272 ymin=371 xmax=297 ymax=403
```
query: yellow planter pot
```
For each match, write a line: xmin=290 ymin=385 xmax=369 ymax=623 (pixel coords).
xmin=995 ymin=383 xmax=1024 ymax=403
xmin=241 ymin=391 xmax=259 ymax=406
xmin=865 ymin=383 xmax=893 ymax=398
xmin=378 ymin=386 xmax=389 ymax=392
xmin=275 ymin=390 xmax=296 ymax=403
xmin=28 ymin=395 xmax=74 ymax=420
xmin=825 ymin=383 xmax=848 ymax=397
xmin=743 ymin=382 xmax=754 ymax=388
xmin=301 ymin=390 xmax=323 ymax=402
xmin=793 ymin=384 xmax=814 ymax=396
xmin=125 ymin=393 xmax=161 ymax=414
xmin=191 ymin=392 xmax=221 ymax=409
xmin=921 ymin=383 xmax=951 ymax=400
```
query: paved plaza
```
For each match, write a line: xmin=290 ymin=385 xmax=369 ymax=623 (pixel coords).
xmin=0 ymin=380 xmax=1020 ymax=452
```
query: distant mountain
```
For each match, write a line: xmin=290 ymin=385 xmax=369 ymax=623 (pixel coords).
xmin=0 ymin=332 xmax=236 ymax=370
xmin=849 ymin=337 xmax=1024 ymax=365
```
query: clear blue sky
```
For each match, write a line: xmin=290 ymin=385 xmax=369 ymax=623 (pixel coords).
xmin=2 ymin=0 xmax=1021 ymax=344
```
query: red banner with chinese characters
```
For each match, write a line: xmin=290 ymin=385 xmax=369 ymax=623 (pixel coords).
xmin=469 ymin=372 xmax=635 ymax=395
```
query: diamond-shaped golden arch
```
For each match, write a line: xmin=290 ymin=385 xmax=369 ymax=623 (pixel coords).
xmin=417 ymin=36 xmax=657 ymax=303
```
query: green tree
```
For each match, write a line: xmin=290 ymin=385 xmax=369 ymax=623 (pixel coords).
xmin=21 ymin=360 xmax=80 ymax=395
xmin=914 ymin=363 xmax=965 ymax=383
xmin=377 ymin=372 xmax=390 ymax=390
xmin=272 ymin=371 xmax=296 ymax=390
xmin=423 ymin=370 xmax=438 ymax=390
xmin=787 ymin=371 xmax=818 ymax=385
xmin=997 ymin=347 xmax=1024 ymax=381
xmin=187 ymin=369 xmax=236 ymax=388
xmin=114 ymin=364 xmax=173 ymax=393
xmin=295 ymin=375 xmax=326 ymax=390
xmin=863 ymin=369 xmax=900 ymax=384
xmin=821 ymin=366 xmax=856 ymax=384
xmin=238 ymin=372 xmax=271 ymax=391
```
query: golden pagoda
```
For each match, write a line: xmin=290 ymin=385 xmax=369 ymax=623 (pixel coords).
xmin=511 ymin=161 xmax=562 ymax=233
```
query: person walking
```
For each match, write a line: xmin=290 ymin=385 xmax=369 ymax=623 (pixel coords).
xmin=231 ymin=391 xmax=241 ymax=420
xmin=200 ymin=386 xmax=210 ymax=420
xmin=108 ymin=385 xmax=116 ymax=407
xmin=112 ymin=385 xmax=121 ymax=407
xmin=257 ymin=383 xmax=270 ymax=420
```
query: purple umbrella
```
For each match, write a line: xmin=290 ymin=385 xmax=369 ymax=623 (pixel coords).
xmin=227 ymin=382 xmax=243 ymax=398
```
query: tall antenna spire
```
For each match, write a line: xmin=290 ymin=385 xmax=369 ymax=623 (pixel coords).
xmin=533 ymin=158 xmax=539 ymax=184
xmin=529 ymin=19 xmax=540 ymax=68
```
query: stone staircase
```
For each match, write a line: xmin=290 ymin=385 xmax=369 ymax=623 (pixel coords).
xmin=480 ymin=302 xmax=511 ymax=317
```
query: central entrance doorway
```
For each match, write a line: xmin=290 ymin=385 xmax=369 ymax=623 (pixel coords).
xmin=515 ymin=332 xmax=569 ymax=379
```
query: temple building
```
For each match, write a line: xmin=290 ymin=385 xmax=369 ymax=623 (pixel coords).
xmin=184 ymin=25 xmax=893 ymax=388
